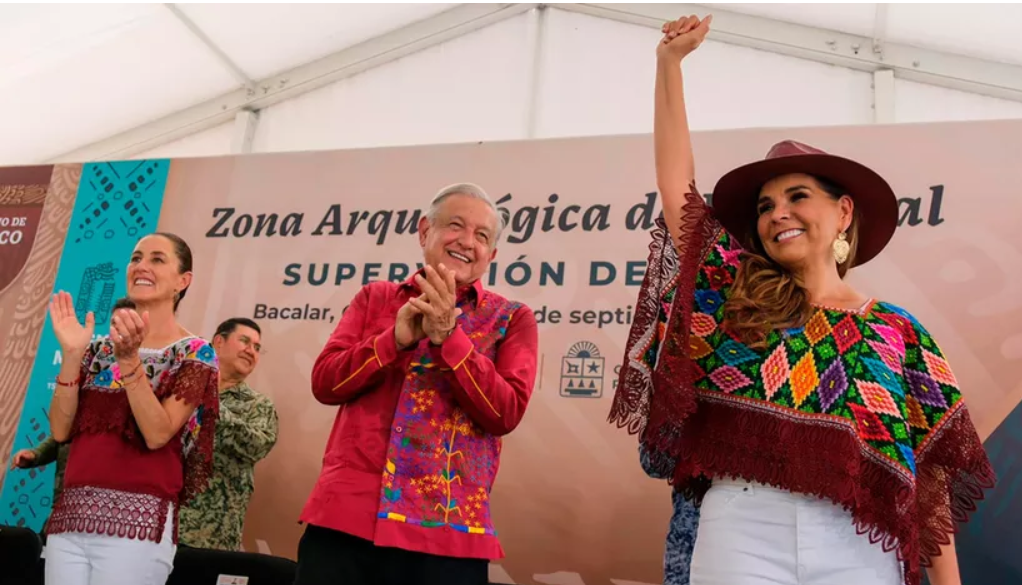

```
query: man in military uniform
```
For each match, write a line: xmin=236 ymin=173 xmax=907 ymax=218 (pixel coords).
xmin=179 ymin=317 xmax=279 ymax=551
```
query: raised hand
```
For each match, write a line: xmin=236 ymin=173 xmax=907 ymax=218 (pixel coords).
xmin=657 ymin=14 xmax=712 ymax=61
xmin=394 ymin=294 xmax=427 ymax=350
xmin=110 ymin=308 xmax=150 ymax=362
xmin=410 ymin=264 xmax=463 ymax=345
xmin=49 ymin=291 xmax=95 ymax=358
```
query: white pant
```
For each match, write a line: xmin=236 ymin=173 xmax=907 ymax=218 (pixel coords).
xmin=690 ymin=478 xmax=903 ymax=585
xmin=44 ymin=504 xmax=176 ymax=585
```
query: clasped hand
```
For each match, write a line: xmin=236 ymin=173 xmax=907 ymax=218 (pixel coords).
xmin=394 ymin=264 xmax=463 ymax=349
xmin=110 ymin=308 xmax=150 ymax=362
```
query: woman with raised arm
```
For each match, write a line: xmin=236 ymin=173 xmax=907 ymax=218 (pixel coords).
xmin=44 ymin=232 xmax=219 ymax=585
xmin=610 ymin=14 xmax=994 ymax=585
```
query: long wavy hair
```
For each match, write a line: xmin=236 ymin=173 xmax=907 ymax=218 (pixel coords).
xmin=722 ymin=176 xmax=860 ymax=349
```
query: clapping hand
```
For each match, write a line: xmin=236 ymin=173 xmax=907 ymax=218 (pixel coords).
xmin=110 ymin=308 xmax=150 ymax=362
xmin=395 ymin=293 xmax=427 ymax=350
xmin=410 ymin=264 xmax=463 ymax=345
xmin=49 ymin=291 xmax=95 ymax=359
xmin=657 ymin=14 xmax=712 ymax=61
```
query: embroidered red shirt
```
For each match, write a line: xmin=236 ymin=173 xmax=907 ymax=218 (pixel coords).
xmin=300 ymin=273 xmax=539 ymax=560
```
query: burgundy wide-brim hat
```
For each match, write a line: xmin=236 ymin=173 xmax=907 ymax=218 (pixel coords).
xmin=711 ymin=140 xmax=899 ymax=267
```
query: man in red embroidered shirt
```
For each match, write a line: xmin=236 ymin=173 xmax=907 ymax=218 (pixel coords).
xmin=294 ymin=183 xmax=540 ymax=585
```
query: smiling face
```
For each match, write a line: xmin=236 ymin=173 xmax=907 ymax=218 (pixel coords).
xmin=213 ymin=324 xmax=261 ymax=380
xmin=127 ymin=235 xmax=192 ymax=308
xmin=755 ymin=173 xmax=854 ymax=271
xmin=418 ymin=193 xmax=499 ymax=285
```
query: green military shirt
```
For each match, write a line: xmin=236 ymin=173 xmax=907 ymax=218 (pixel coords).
xmin=27 ymin=436 xmax=70 ymax=514
xmin=178 ymin=381 xmax=279 ymax=551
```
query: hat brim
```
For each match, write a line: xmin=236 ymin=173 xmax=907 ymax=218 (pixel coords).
xmin=711 ymin=153 xmax=899 ymax=267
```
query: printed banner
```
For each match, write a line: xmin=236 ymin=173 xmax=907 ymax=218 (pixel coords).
xmin=0 ymin=161 xmax=169 ymax=530
xmin=0 ymin=167 xmax=51 ymax=297
xmin=0 ymin=165 xmax=58 ymax=496
xmin=1 ymin=120 xmax=1020 ymax=585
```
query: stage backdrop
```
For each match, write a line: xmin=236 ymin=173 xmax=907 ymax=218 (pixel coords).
xmin=2 ymin=120 xmax=1021 ymax=585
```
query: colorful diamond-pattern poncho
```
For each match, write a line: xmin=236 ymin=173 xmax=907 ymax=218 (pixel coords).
xmin=610 ymin=190 xmax=995 ymax=585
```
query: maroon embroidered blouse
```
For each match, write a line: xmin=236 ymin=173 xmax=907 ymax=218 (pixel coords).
xmin=46 ymin=336 xmax=220 ymax=544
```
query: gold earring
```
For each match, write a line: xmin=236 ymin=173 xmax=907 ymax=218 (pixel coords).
xmin=832 ymin=232 xmax=850 ymax=264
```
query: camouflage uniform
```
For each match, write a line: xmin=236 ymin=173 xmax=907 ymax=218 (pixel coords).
xmin=178 ymin=381 xmax=279 ymax=551
xmin=24 ymin=436 xmax=71 ymax=517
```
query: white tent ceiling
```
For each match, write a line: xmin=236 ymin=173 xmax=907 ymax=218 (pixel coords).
xmin=3 ymin=3 xmax=1021 ymax=166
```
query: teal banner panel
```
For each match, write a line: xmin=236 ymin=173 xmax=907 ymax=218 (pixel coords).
xmin=0 ymin=160 xmax=169 ymax=531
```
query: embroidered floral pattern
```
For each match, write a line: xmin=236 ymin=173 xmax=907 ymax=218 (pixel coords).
xmin=377 ymin=295 xmax=519 ymax=537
